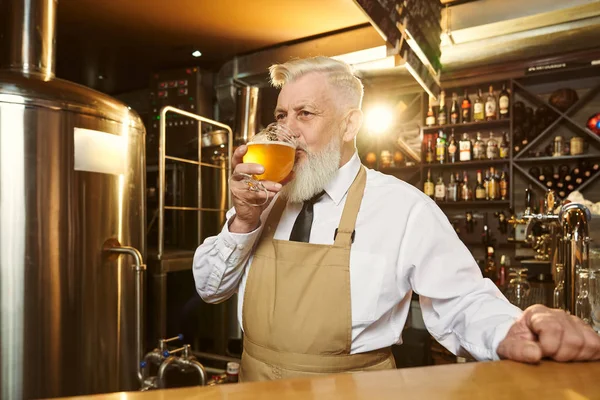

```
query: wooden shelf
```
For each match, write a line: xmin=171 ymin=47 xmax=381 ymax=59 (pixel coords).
xmin=423 ymin=159 xmax=509 ymax=169
xmin=380 ymin=166 xmax=420 ymax=174
xmin=515 ymin=154 xmax=600 ymax=163
xmin=423 ymin=119 xmax=510 ymax=133
xmin=435 ymin=200 xmax=510 ymax=207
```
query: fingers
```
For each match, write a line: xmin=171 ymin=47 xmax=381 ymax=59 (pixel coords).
xmin=574 ymin=320 xmax=600 ymax=361
xmin=527 ymin=310 xmax=565 ymax=358
xmin=232 ymin=145 xmax=248 ymax=168
xmin=234 ymin=162 xmax=264 ymax=177
xmin=497 ymin=337 xmax=542 ymax=364
xmin=523 ymin=305 xmax=600 ymax=362
xmin=229 ymin=172 xmax=283 ymax=209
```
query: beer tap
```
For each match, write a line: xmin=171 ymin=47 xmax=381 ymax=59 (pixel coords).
xmin=139 ymin=334 xmax=184 ymax=391
xmin=157 ymin=344 xmax=207 ymax=388
xmin=515 ymin=188 xmax=592 ymax=315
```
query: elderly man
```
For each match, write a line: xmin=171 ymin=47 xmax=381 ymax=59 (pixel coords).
xmin=193 ymin=56 xmax=600 ymax=382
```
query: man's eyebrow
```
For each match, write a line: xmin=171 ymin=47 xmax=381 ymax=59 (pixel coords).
xmin=293 ymin=102 xmax=319 ymax=111
xmin=274 ymin=106 xmax=286 ymax=117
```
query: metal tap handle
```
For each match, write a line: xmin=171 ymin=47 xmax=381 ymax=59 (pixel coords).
xmin=163 ymin=346 xmax=186 ymax=358
xmin=160 ymin=334 xmax=184 ymax=345
xmin=524 ymin=188 xmax=532 ymax=214
xmin=546 ymin=190 xmax=556 ymax=214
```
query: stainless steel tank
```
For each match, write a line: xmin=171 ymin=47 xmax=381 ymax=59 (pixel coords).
xmin=0 ymin=0 xmax=146 ymax=399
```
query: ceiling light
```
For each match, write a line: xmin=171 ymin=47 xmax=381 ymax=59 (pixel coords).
xmin=192 ymin=50 xmax=202 ymax=58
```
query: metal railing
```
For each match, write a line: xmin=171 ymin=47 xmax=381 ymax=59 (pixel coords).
xmin=158 ymin=106 xmax=233 ymax=259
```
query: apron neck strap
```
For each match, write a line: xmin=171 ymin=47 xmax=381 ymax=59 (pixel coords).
xmin=262 ymin=165 xmax=367 ymax=247
xmin=263 ymin=196 xmax=287 ymax=240
xmin=333 ymin=165 xmax=367 ymax=248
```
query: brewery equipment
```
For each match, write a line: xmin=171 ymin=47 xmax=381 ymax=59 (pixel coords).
xmin=511 ymin=189 xmax=592 ymax=314
xmin=0 ymin=0 xmax=146 ymax=398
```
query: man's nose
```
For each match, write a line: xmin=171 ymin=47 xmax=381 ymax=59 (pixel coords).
xmin=283 ymin=119 xmax=301 ymax=139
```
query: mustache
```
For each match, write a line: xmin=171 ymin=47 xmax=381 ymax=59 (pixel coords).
xmin=295 ymin=142 xmax=308 ymax=152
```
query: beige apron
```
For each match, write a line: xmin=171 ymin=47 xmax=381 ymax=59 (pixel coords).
xmin=240 ymin=166 xmax=395 ymax=382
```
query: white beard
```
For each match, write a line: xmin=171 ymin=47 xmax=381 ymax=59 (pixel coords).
xmin=280 ymin=137 xmax=341 ymax=203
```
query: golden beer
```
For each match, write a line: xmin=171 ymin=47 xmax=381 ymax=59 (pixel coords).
xmin=243 ymin=141 xmax=295 ymax=183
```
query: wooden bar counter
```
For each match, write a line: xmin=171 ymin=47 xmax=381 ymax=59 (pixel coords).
xmin=56 ymin=361 xmax=600 ymax=399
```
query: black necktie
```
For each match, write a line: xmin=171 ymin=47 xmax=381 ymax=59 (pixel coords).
xmin=289 ymin=191 xmax=326 ymax=243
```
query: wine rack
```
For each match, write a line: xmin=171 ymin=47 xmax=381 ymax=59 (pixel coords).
xmin=359 ymin=64 xmax=600 ymax=210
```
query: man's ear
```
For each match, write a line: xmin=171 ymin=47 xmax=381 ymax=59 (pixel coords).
xmin=341 ymin=109 xmax=363 ymax=143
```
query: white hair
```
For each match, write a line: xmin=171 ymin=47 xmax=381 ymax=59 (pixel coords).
xmin=269 ymin=56 xmax=364 ymax=110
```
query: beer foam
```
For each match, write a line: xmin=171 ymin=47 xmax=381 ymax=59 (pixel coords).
xmin=247 ymin=140 xmax=295 ymax=149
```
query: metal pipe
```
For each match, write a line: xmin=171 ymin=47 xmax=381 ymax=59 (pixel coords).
xmin=106 ymin=245 xmax=146 ymax=384
xmin=158 ymin=106 xmax=233 ymax=260
xmin=0 ymin=0 xmax=56 ymax=79
xmin=559 ymin=204 xmax=591 ymax=313
xmin=186 ymin=360 xmax=208 ymax=386
xmin=156 ymin=356 xmax=177 ymax=389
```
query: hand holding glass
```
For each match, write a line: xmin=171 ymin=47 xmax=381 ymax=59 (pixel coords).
xmin=230 ymin=123 xmax=297 ymax=206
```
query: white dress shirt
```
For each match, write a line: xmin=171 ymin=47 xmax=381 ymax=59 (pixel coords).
xmin=193 ymin=152 xmax=522 ymax=360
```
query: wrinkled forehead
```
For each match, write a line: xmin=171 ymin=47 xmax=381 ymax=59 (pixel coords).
xmin=276 ymin=72 xmax=335 ymax=110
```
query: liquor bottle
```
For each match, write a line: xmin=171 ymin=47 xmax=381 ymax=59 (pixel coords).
xmin=473 ymin=89 xmax=484 ymax=122
xmin=500 ymin=169 xmax=509 ymax=200
xmin=455 ymin=172 xmax=463 ymax=197
xmin=475 ymin=170 xmax=486 ymax=200
xmin=424 ymin=169 xmax=435 ymax=198
xmin=473 ymin=132 xmax=487 ymax=160
xmin=499 ymin=83 xmax=510 ymax=119
xmin=499 ymin=132 xmax=509 ymax=159
xmin=528 ymin=166 xmax=541 ymax=181
xmin=450 ymin=92 xmax=459 ymax=124
xmin=459 ymin=133 xmax=472 ymax=162
xmin=425 ymin=138 xmax=434 ymax=163
xmin=447 ymin=173 xmax=458 ymax=202
xmin=484 ymin=169 xmax=490 ymax=200
xmin=539 ymin=165 xmax=554 ymax=184
xmin=485 ymin=85 xmax=497 ymax=121
xmin=559 ymin=164 xmax=570 ymax=181
xmin=581 ymin=161 xmax=593 ymax=180
xmin=435 ymin=174 xmax=446 ymax=202
xmin=488 ymin=167 xmax=500 ymax=200
xmin=437 ymin=91 xmax=447 ymax=126
xmin=497 ymin=255 xmax=508 ymax=287
xmin=436 ymin=130 xmax=447 ymax=164
xmin=484 ymin=246 xmax=497 ymax=282
xmin=461 ymin=171 xmax=473 ymax=201
xmin=486 ymin=132 xmax=499 ymax=160
xmin=513 ymin=126 xmax=526 ymax=154
xmin=426 ymin=96 xmax=436 ymax=127
xmin=447 ymin=130 xmax=458 ymax=163
xmin=461 ymin=89 xmax=471 ymax=123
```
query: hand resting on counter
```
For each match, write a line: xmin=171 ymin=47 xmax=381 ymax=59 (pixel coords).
xmin=497 ymin=304 xmax=600 ymax=363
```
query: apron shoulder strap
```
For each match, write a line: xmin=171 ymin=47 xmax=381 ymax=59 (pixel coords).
xmin=333 ymin=165 xmax=367 ymax=248
xmin=261 ymin=195 xmax=287 ymax=240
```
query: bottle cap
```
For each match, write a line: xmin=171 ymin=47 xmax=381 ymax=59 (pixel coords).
xmin=227 ymin=362 xmax=240 ymax=375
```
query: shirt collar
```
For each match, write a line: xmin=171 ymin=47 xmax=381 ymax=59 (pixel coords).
xmin=324 ymin=151 xmax=361 ymax=206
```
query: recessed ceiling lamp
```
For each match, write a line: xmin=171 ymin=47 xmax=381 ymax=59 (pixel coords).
xmin=192 ymin=50 xmax=202 ymax=58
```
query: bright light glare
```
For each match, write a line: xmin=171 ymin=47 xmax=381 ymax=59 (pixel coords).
xmin=192 ymin=50 xmax=202 ymax=57
xmin=365 ymin=106 xmax=394 ymax=135
xmin=332 ymin=46 xmax=387 ymax=65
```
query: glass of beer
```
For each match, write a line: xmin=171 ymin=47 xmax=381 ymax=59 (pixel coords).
xmin=231 ymin=123 xmax=297 ymax=206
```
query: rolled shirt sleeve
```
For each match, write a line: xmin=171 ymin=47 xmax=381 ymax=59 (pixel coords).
xmin=400 ymin=200 xmax=522 ymax=360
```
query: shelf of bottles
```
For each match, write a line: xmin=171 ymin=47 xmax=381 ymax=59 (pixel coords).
xmin=422 ymin=82 xmax=512 ymax=206
xmin=508 ymin=68 xmax=600 ymax=201
xmin=519 ymin=160 xmax=600 ymax=199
